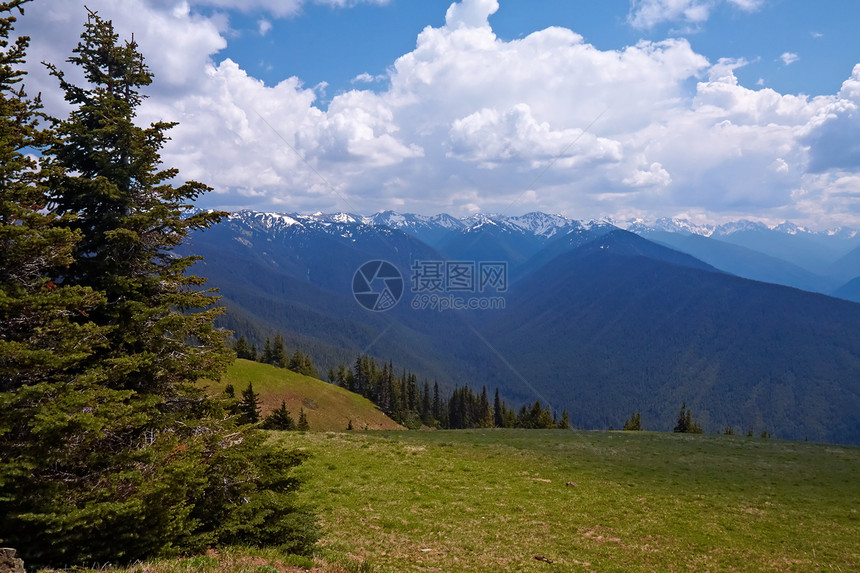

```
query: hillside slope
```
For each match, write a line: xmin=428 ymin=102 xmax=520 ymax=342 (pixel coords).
xmin=484 ymin=232 xmax=860 ymax=443
xmin=202 ymin=359 xmax=404 ymax=431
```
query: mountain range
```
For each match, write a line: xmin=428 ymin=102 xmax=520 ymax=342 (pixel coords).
xmin=182 ymin=210 xmax=860 ymax=444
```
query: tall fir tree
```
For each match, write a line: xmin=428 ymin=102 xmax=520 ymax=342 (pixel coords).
xmin=234 ymin=335 xmax=255 ymax=361
xmin=44 ymin=7 xmax=231 ymax=395
xmin=674 ymin=402 xmax=689 ymax=433
xmin=262 ymin=400 xmax=294 ymax=431
xmin=297 ymin=407 xmax=310 ymax=431
xmin=271 ymin=333 xmax=287 ymax=368
xmin=493 ymin=388 xmax=504 ymax=428
xmin=624 ymin=411 xmax=641 ymax=431
xmin=420 ymin=381 xmax=433 ymax=425
xmin=558 ymin=409 xmax=572 ymax=430
xmin=673 ymin=402 xmax=702 ymax=433
xmin=0 ymin=0 xmax=107 ymax=393
xmin=262 ymin=338 xmax=273 ymax=364
xmin=0 ymin=8 xmax=317 ymax=567
xmin=239 ymin=382 xmax=262 ymax=424
xmin=479 ymin=386 xmax=493 ymax=428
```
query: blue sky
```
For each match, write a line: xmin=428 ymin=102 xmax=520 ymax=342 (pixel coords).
xmin=16 ymin=0 xmax=860 ymax=228
xmin=220 ymin=0 xmax=859 ymax=100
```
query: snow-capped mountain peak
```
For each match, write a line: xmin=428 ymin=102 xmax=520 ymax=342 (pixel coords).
xmin=504 ymin=212 xmax=579 ymax=238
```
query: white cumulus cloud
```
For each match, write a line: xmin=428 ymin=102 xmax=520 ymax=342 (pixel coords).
xmin=628 ymin=0 xmax=766 ymax=30
xmin=13 ymin=0 xmax=860 ymax=227
xmin=781 ymin=52 xmax=799 ymax=65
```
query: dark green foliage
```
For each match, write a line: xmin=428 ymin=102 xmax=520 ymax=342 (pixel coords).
xmin=251 ymin=331 xmax=319 ymax=377
xmin=516 ymin=400 xmax=557 ymax=429
xmin=623 ymin=411 xmax=642 ymax=431
xmin=234 ymin=335 xmax=256 ymax=361
xmin=270 ymin=334 xmax=288 ymax=368
xmin=224 ymin=383 xmax=235 ymax=398
xmin=478 ymin=386 xmax=493 ymax=428
xmin=0 ymin=0 xmax=108 ymax=394
xmin=186 ymin=430 xmax=318 ymax=555
xmin=262 ymin=338 xmax=273 ymax=364
xmin=288 ymin=349 xmax=318 ymax=378
xmin=420 ymin=382 xmax=434 ymax=426
xmin=723 ymin=426 xmax=735 ymax=435
xmin=674 ymin=403 xmax=689 ymax=433
xmin=558 ymin=409 xmax=571 ymax=430
xmin=0 ymin=8 xmax=317 ymax=568
xmin=239 ymin=382 xmax=262 ymax=425
xmin=262 ymin=400 xmax=295 ymax=431
xmin=297 ymin=408 xmax=310 ymax=431
xmin=331 ymin=354 xmax=567 ymax=431
xmin=674 ymin=402 xmax=703 ymax=434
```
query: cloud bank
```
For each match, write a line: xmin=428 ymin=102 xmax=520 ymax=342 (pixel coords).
xmin=15 ymin=0 xmax=860 ymax=228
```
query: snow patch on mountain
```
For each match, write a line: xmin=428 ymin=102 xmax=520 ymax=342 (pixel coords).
xmin=222 ymin=210 xmax=856 ymax=244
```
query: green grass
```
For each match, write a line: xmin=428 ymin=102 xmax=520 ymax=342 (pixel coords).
xmin=276 ymin=429 xmax=860 ymax=572
xmin=200 ymin=359 xmax=403 ymax=431
xmin=39 ymin=546 xmax=362 ymax=573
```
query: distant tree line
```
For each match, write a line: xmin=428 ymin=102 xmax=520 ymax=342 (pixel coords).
xmin=232 ymin=334 xmax=772 ymax=438
xmin=328 ymin=355 xmax=571 ymax=430
xmin=621 ymin=404 xmax=770 ymax=437
xmin=233 ymin=333 xmax=318 ymax=378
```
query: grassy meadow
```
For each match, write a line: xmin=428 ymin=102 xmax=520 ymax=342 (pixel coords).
xmin=200 ymin=359 xmax=403 ymax=431
xmin=52 ymin=429 xmax=858 ymax=572
xmin=282 ymin=429 xmax=859 ymax=572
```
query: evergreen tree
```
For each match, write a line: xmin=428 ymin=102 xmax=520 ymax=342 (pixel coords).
xmin=493 ymin=388 xmax=504 ymax=428
xmin=623 ymin=411 xmax=641 ymax=431
xmin=224 ymin=383 xmax=235 ymax=398
xmin=297 ymin=407 xmax=310 ymax=431
xmin=535 ymin=402 xmax=555 ymax=429
xmin=262 ymin=338 xmax=273 ymax=364
xmin=516 ymin=404 xmax=530 ymax=428
xmin=262 ymin=400 xmax=294 ymax=431
xmin=238 ymin=382 xmax=261 ymax=425
xmin=234 ymin=335 xmax=255 ymax=361
xmin=420 ymin=382 xmax=433 ymax=425
xmin=674 ymin=402 xmax=702 ymax=434
xmin=288 ymin=349 xmax=318 ymax=378
xmin=378 ymin=362 xmax=392 ymax=414
xmin=0 ymin=0 xmax=108 ymax=394
xmin=271 ymin=333 xmax=287 ymax=368
xmin=0 ymin=10 xmax=318 ymax=566
xmin=502 ymin=405 xmax=517 ymax=429
xmin=558 ymin=409 xmax=571 ymax=430
xmin=674 ymin=402 xmax=689 ymax=433
xmin=353 ymin=356 xmax=366 ymax=396
xmin=478 ymin=386 xmax=493 ymax=427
